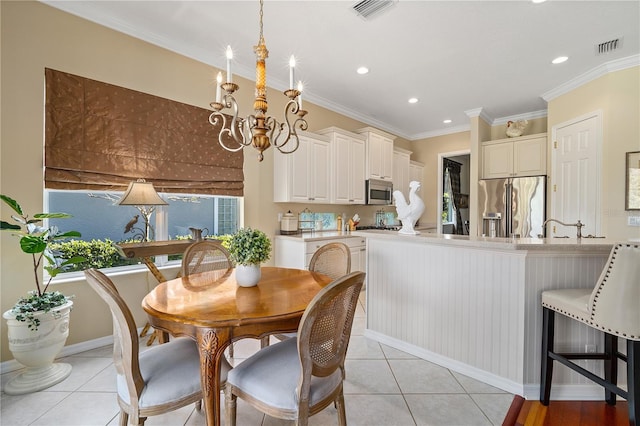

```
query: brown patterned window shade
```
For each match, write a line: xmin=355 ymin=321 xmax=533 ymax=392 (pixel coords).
xmin=44 ymin=68 xmax=243 ymax=196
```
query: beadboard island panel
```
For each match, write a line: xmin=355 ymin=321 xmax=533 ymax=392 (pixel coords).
xmin=355 ymin=231 xmax=618 ymax=399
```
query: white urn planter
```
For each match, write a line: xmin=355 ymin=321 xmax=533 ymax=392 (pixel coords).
xmin=235 ymin=264 xmax=261 ymax=287
xmin=2 ymin=300 xmax=73 ymax=395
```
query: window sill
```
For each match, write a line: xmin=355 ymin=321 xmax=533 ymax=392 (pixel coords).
xmin=47 ymin=261 xmax=182 ymax=285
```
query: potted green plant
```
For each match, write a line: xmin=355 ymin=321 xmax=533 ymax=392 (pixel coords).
xmin=226 ymin=227 xmax=271 ymax=287
xmin=1 ymin=194 xmax=85 ymax=395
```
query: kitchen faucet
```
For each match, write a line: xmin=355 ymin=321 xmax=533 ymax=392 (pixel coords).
xmin=538 ymin=218 xmax=584 ymax=239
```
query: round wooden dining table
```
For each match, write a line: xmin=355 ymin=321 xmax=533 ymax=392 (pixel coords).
xmin=142 ymin=266 xmax=332 ymax=426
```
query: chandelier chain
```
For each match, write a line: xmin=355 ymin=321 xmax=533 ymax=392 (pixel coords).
xmin=258 ymin=0 xmax=264 ymax=44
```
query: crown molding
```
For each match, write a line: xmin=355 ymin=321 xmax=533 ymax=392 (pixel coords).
xmin=542 ymin=54 xmax=640 ymax=102
xmin=303 ymin=93 xmax=412 ymax=140
xmin=465 ymin=107 xmax=494 ymax=125
xmin=492 ymin=109 xmax=548 ymax=126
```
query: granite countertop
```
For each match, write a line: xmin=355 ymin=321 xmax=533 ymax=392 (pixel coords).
xmin=351 ymin=229 xmax=622 ymax=252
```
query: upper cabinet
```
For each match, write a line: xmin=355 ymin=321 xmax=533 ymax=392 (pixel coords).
xmin=409 ymin=160 xmax=425 ymax=185
xmin=481 ymin=133 xmax=547 ymax=179
xmin=273 ymin=132 xmax=330 ymax=203
xmin=356 ymin=127 xmax=395 ymax=181
xmin=316 ymin=127 xmax=366 ymax=205
xmin=392 ymin=148 xmax=412 ymax=198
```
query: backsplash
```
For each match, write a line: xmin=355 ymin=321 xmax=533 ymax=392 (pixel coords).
xmin=297 ymin=208 xmax=398 ymax=231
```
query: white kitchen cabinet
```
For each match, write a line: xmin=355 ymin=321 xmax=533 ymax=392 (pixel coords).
xmin=393 ymin=148 xmax=411 ymax=198
xmin=356 ymin=127 xmax=395 ymax=181
xmin=410 ymin=160 xmax=425 ymax=185
xmin=316 ymin=127 xmax=366 ymax=205
xmin=275 ymin=235 xmax=366 ymax=273
xmin=482 ymin=133 xmax=547 ymax=178
xmin=343 ymin=236 xmax=366 ymax=273
xmin=273 ymin=132 xmax=330 ymax=203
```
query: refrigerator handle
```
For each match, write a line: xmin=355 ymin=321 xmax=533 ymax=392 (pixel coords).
xmin=505 ymin=181 xmax=512 ymax=237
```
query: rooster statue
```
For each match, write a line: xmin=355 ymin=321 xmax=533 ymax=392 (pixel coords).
xmin=393 ymin=181 xmax=425 ymax=235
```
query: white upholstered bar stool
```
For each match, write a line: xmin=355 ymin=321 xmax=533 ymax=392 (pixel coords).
xmin=540 ymin=243 xmax=639 ymax=426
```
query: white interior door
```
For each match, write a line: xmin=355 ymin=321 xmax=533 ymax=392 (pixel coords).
xmin=551 ymin=113 xmax=601 ymax=237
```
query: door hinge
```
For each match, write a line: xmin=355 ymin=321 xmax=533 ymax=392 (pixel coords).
xmin=553 ymin=184 xmax=557 ymax=192
xmin=553 ymin=141 xmax=557 ymax=149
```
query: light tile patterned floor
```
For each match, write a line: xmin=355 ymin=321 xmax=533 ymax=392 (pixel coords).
xmin=1 ymin=291 xmax=513 ymax=425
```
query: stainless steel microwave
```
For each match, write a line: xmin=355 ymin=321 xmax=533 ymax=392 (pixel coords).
xmin=366 ymin=179 xmax=393 ymax=205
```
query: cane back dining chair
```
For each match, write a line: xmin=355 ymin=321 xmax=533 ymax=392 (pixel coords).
xmin=181 ymin=239 xmax=233 ymax=278
xmin=181 ymin=239 xmax=241 ymax=356
xmin=84 ymin=268 xmax=232 ymax=426
xmin=308 ymin=242 xmax=352 ymax=280
xmin=539 ymin=243 xmax=639 ymax=425
xmin=225 ymin=271 xmax=366 ymax=426
xmin=274 ymin=242 xmax=352 ymax=343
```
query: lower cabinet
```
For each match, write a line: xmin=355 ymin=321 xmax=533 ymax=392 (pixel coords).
xmin=344 ymin=237 xmax=366 ymax=273
xmin=275 ymin=236 xmax=366 ymax=274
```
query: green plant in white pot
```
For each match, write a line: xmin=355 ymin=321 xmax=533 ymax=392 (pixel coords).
xmin=1 ymin=194 xmax=85 ymax=395
xmin=226 ymin=227 xmax=271 ymax=287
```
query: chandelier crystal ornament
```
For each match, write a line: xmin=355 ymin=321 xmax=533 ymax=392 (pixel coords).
xmin=209 ymin=0 xmax=308 ymax=162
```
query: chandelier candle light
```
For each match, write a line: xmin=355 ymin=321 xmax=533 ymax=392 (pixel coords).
xmin=209 ymin=0 xmax=308 ymax=162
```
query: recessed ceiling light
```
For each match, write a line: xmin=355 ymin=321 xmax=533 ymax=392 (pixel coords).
xmin=408 ymin=97 xmax=418 ymax=104
xmin=443 ymin=119 xmax=452 ymax=124
xmin=552 ymin=56 xmax=568 ymax=64
xmin=532 ymin=0 xmax=546 ymax=3
xmin=356 ymin=66 xmax=369 ymax=75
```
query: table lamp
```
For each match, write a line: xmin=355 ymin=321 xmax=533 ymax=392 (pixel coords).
xmin=117 ymin=179 xmax=168 ymax=242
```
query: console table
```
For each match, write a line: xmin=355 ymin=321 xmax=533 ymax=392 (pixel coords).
xmin=116 ymin=239 xmax=194 ymax=344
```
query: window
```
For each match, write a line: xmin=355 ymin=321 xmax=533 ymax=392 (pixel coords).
xmin=45 ymin=189 xmax=240 ymax=273
xmin=43 ymin=69 xmax=244 ymax=277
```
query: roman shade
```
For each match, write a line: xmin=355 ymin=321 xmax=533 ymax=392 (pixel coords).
xmin=44 ymin=68 xmax=243 ymax=196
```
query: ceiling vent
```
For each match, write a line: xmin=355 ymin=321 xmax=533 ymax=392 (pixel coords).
xmin=595 ymin=37 xmax=623 ymax=55
xmin=352 ymin=0 xmax=397 ymax=20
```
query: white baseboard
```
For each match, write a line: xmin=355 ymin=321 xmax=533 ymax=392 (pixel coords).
xmin=0 ymin=328 xmax=148 ymax=375
xmin=364 ymin=329 xmax=614 ymax=400
xmin=364 ymin=329 xmax=524 ymax=395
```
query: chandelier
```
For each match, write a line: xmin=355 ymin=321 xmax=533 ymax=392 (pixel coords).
xmin=209 ymin=0 xmax=308 ymax=162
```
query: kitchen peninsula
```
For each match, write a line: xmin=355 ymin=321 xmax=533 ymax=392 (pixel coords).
xmin=354 ymin=230 xmax=619 ymax=400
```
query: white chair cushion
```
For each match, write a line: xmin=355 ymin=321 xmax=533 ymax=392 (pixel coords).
xmin=541 ymin=288 xmax=591 ymax=323
xmin=227 ymin=337 xmax=342 ymax=411
xmin=118 ymin=337 xmax=231 ymax=408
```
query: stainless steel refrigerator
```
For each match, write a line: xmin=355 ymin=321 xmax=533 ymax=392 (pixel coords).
xmin=478 ymin=176 xmax=546 ymax=238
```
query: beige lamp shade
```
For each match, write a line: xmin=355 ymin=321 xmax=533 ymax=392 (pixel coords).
xmin=117 ymin=179 xmax=168 ymax=206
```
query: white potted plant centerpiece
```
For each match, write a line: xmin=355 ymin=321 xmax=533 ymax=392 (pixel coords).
xmin=1 ymin=195 xmax=85 ymax=394
xmin=227 ymin=227 xmax=271 ymax=287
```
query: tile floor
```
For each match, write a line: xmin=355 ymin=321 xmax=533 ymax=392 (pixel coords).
xmin=1 ymin=291 xmax=513 ymax=426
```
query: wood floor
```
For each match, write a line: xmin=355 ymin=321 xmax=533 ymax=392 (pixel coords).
xmin=503 ymin=396 xmax=630 ymax=426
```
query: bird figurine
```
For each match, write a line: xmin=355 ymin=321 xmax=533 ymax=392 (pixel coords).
xmin=506 ymin=120 xmax=528 ymax=138
xmin=393 ymin=181 xmax=425 ymax=235
xmin=124 ymin=214 xmax=139 ymax=234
